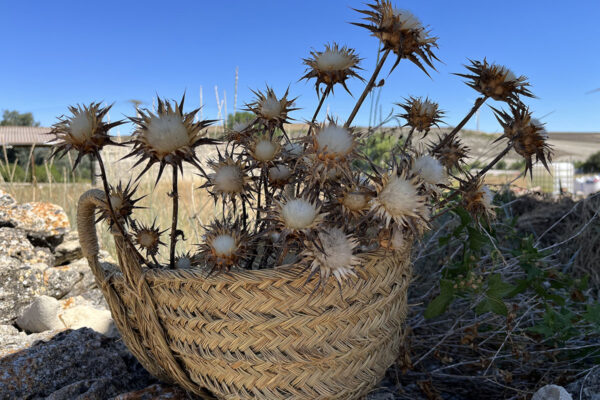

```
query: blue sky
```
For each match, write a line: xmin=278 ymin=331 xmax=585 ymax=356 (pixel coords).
xmin=1 ymin=0 xmax=599 ymax=134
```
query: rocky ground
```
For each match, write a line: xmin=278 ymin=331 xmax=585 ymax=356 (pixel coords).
xmin=1 ymin=188 xmax=597 ymax=399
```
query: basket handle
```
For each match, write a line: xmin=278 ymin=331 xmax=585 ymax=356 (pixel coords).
xmin=77 ymin=189 xmax=109 ymax=282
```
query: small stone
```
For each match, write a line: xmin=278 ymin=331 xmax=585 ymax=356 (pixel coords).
xmin=16 ymin=295 xmax=64 ymax=333
xmin=532 ymin=385 xmax=573 ymax=400
xmin=59 ymin=302 xmax=116 ymax=337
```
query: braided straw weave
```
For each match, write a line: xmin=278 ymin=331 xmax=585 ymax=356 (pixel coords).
xmin=78 ymin=189 xmax=412 ymax=399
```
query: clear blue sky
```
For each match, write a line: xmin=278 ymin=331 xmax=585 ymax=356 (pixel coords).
xmin=1 ymin=0 xmax=599 ymax=134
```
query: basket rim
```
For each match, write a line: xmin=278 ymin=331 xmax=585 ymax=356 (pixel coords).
xmin=114 ymin=246 xmax=409 ymax=286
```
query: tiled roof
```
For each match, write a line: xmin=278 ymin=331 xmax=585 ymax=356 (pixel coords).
xmin=0 ymin=126 xmax=56 ymax=146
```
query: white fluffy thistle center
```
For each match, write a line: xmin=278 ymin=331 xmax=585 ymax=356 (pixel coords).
xmin=109 ymin=195 xmax=123 ymax=211
xmin=412 ymin=156 xmax=447 ymax=185
xmin=378 ymin=175 xmax=420 ymax=216
xmin=254 ymin=139 xmax=277 ymax=161
xmin=316 ymin=126 xmax=354 ymax=155
xmin=69 ymin=113 xmax=94 ymax=141
xmin=316 ymin=228 xmax=357 ymax=272
xmin=145 ymin=115 xmax=189 ymax=154
xmin=260 ymin=96 xmax=283 ymax=118
xmin=420 ymin=101 xmax=437 ymax=117
xmin=232 ymin=121 xmax=251 ymax=133
xmin=214 ymin=165 xmax=244 ymax=193
xmin=393 ymin=9 xmax=422 ymax=30
xmin=482 ymin=185 xmax=494 ymax=208
xmin=138 ymin=231 xmax=156 ymax=248
xmin=281 ymin=199 xmax=318 ymax=229
xmin=316 ymin=50 xmax=353 ymax=71
xmin=211 ymin=234 xmax=237 ymax=256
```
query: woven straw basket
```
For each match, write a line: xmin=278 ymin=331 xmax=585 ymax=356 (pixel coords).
xmin=77 ymin=189 xmax=412 ymax=399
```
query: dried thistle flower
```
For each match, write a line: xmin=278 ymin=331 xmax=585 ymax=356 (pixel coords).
xmin=455 ymin=59 xmax=533 ymax=103
xmin=353 ymin=1 xmax=439 ymax=74
xmin=126 ymin=94 xmax=217 ymax=182
xmin=411 ymin=155 xmax=448 ymax=194
xmin=223 ymin=120 xmax=254 ymax=145
xmin=174 ymin=251 xmax=200 ymax=269
xmin=461 ymin=178 xmax=496 ymax=221
xmin=245 ymin=87 xmax=297 ymax=133
xmin=336 ymin=175 xmax=374 ymax=218
xmin=493 ymin=103 xmax=553 ymax=176
xmin=201 ymin=152 xmax=252 ymax=204
xmin=304 ymin=122 xmax=359 ymax=182
xmin=268 ymin=164 xmax=293 ymax=187
xmin=273 ymin=195 xmax=326 ymax=237
xmin=378 ymin=227 xmax=407 ymax=250
xmin=301 ymin=227 xmax=362 ymax=288
xmin=132 ymin=220 xmax=166 ymax=257
xmin=247 ymin=135 xmax=282 ymax=165
xmin=301 ymin=43 xmax=363 ymax=96
xmin=50 ymin=102 xmax=123 ymax=169
xmin=98 ymin=180 xmax=144 ymax=227
xmin=397 ymin=96 xmax=444 ymax=135
xmin=430 ymin=135 xmax=470 ymax=171
xmin=197 ymin=219 xmax=250 ymax=274
xmin=371 ymin=168 xmax=429 ymax=230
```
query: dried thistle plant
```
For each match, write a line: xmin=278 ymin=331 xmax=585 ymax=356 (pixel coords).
xmin=53 ymin=1 xmax=553 ymax=292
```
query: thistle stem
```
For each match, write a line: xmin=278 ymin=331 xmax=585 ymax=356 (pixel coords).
xmin=169 ymin=166 xmax=178 ymax=269
xmin=95 ymin=152 xmax=145 ymax=264
xmin=344 ymin=49 xmax=390 ymax=128
xmin=307 ymin=86 xmax=331 ymax=136
xmin=402 ymin=127 xmax=416 ymax=153
xmin=432 ymin=96 xmax=488 ymax=152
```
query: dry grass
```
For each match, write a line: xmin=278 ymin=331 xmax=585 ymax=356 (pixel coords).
xmin=1 ymin=178 xmax=216 ymax=261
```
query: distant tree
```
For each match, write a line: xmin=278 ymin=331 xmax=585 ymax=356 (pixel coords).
xmin=495 ymin=160 xmax=507 ymax=170
xmin=226 ymin=112 xmax=254 ymax=128
xmin=0 ymin=110 xmax=40 ymax=127
xmin=580 ymin=151 xmax=600 ymax=173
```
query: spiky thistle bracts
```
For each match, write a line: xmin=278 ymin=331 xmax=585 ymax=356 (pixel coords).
xmin=455 ymin=59 xmax=534 ymax=104
xmin=396 ymin=96 xmax=444 ymax=136
xmin=492 ymin=103 xmax=553 ymax=176
xmin=245 ymin=86 xmax=298 ymax=135
xmin=353 ymin=1 xmax=440 ymax=75
xmin=301 ymin=43 xmax=363 ymax=96
xmin=125 ymin=94 xmax=217 ymax=182
xmin=97 ymin=180 xmax=144 ymax=228
xmin=196 ymin=219 xmax=251 ymax=274
xmin=50 ymin=102 xmax=124 ymax=170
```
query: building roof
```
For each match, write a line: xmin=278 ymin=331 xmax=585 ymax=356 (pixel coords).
xmin=0 ymin=126 xmax=56 ymax=146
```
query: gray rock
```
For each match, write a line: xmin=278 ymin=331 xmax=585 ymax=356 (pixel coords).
xmin=52 ymin=230 xmax=82 ymax=266
xmin=0 ymin=189 xmax=16 ymax=207
xmin=0 ymin=201 xmax=70 ymax=249
xmin=532 ymin=385 xmax=572 ymax=400
xmin=43 ymin=263 xmax=83 ymax=299
xmin=0 ymin=227 xmax=54 ymax=265
xmin=16 ymin=295 xmax=63 ymax=333
xmin=0 ymin=324 xmax=60 ymax=357
xmin=0 ymin=255 xmax=47 ymax=324
xmin=0 ymin=328 xmax=157 ymax=399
